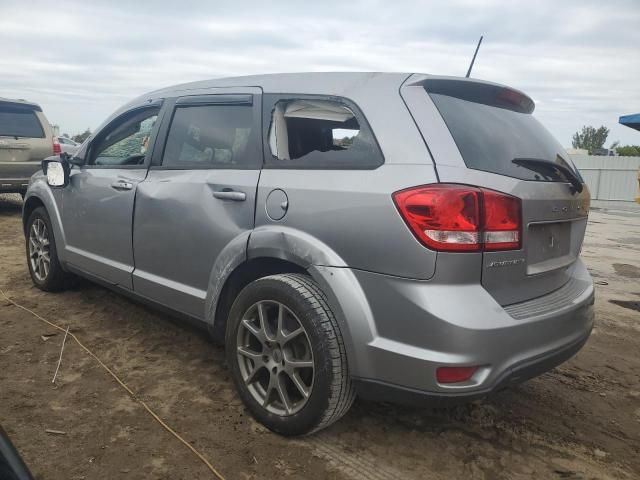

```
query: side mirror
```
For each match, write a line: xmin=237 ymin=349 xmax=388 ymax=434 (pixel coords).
xmin=61 ymin=150 xmax=85 ymax=166
xmin=42 ymin=157 xmax=71 ymax=188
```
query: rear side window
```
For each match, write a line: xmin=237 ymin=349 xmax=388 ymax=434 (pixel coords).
xmin=162 ymin=104 xmax=257 ymax=169
xmin=0 ymin=105 xmax=45 ymax=138
xmin=427 ymin=82 xmax=579 ymax=182
xmin=266 ymin=97 xmax=383 ymax=169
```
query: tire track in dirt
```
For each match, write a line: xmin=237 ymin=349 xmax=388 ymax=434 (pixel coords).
xmin=304 ymin=435 xmax=429 ymax=480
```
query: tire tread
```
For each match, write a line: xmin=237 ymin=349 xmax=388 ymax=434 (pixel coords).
xmin=265 ymin=273 xmax=355 ymax=434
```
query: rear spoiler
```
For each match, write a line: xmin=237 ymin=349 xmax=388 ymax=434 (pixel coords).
xmin=415 ymin=78 xmax=534 ymax=114
xmin=0 ymin=98 xmax=42 ymax=112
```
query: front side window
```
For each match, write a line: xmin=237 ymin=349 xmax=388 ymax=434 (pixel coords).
xmin=266 ymin=98 xmax=383 ymax=169
xmin=161 ymin=104 xmax=256 ymax=168
xmin=89 ymin=108 xmax=159 ymax=166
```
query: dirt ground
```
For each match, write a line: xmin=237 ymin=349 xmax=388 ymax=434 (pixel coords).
xmin=1 ymin=193 xmax=639 ymax=480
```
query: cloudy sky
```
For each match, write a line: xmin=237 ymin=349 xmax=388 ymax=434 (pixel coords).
xmin=2 ymin=0 xmax=639 ymax=146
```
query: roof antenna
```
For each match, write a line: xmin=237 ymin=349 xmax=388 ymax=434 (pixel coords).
xmin=465 ymin=35 xmax=483 ymax=78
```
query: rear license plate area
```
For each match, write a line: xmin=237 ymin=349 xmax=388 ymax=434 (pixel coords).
xmin=527 ymin=222 xmax=572 ymax=272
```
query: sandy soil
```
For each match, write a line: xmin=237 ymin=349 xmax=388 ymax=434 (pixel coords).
xmin=1 ymin=193 xmax=639 ymax=480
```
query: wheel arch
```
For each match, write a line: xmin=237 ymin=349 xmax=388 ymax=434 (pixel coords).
xmin=22 ymin=182 xmax=67 ymax=268
xmin=22 ymin=195 xmax=46 ymax=234
xmin=206 ymin=226 xmax=349 ymax=341
xmin=205 ymin=227 xmax=372 ymax=378
xmin=22 ymin=185 xmax=67 ymax=264
xmin=207 ymin=256 xmax=307 ymax=342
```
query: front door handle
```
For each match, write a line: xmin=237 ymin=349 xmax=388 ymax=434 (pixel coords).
xmin=111 ymin=180 xmax=134 ymax=191
xmin=212 ymin=190 xmax=246 ymax=201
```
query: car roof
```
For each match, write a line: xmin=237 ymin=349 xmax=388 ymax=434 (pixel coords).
xmin=146 ymin=72 xmax=412 ymax=98
xmin=103 ymin=72 xmax=528 ymax=133
xmin=103 ymin=72 xmax=416 ymax=129
xmin=0 ymin=97 xmax=42 ymax=111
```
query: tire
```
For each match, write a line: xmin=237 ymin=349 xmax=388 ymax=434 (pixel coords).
xmin=25 ymin=207 xmax=75 ymax=292
xmin=226 ymin=273 xmax=355 ymax=436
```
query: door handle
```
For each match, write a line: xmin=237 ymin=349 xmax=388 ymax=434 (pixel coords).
xmin=212 ymin=190 xmax=246 ymax=201
xmin=111 ymin=180 xmax=134 ymax=191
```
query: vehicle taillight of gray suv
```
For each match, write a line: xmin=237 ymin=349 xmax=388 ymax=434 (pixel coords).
xmin=23 ymin=73 xmax=594 ymax=436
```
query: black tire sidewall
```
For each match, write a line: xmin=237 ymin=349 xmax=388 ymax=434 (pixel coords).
xmin=226 ymin=277 xmax=336 ymax=436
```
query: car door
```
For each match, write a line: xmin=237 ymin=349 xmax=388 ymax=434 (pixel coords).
xmin=61 ymin=101 xmax=164 ymax=288
xmin=132 ymin=90 xmax=262 ymax=318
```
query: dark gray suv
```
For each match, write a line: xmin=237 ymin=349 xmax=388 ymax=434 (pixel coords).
xmin=23 ymin=73 xmax=594 ymax=435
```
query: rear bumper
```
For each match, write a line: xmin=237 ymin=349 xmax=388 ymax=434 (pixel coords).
xmin=318 ymin=258 xmax=594 ymax=404
xmin=353 ymin=327 xmax=590 ymax=406
xmin=0 ymin=178 xmax=31 ymax=193
xmin=0 ymin=162 xmax=41 ymax=192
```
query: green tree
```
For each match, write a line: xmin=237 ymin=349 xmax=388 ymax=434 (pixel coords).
xmin=72 ymin=128 xmax=92 ymax=144
xmin=615 ymin=145 xmax=640 ymax=156
xmin=571 ymin=125 xmax=609 ymax=153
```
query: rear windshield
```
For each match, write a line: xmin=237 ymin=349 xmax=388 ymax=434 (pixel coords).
xmin=0 ymin=105 xmax=45 ymax=138
xmin=429 ymin=91 xmax=579 ymax=182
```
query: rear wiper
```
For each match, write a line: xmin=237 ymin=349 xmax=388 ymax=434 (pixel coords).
xmin=512 ymin=157 xmax=583 ymax=194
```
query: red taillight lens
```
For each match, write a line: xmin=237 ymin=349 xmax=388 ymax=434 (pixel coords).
xmin=52 ymin=138 xmax=61 ymax=154
xmin=393 ymin=185 xmax=482 ymax=251
xmin=436 ymin=366 xmax=478 ymax=384
xmin=393 ymin=184 xmax=521 ymax=252
xmin=482 ymin=190 xmax=521 ymax=251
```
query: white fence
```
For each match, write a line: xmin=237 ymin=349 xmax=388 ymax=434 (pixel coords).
xmin=569 ymin=155 xmax=640 ymax=202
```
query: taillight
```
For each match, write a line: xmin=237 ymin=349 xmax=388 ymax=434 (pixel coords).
xmin=482 ymin=190 xmax=521 ymax=251
xmin=52 ymin=137 xmax=61 ymax=155
xmin=393 ymin=184 xmax=521 ymax=252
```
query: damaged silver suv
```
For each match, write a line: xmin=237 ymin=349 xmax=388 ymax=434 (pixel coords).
xmin=23 ymin=73 xmax=594 ymax=435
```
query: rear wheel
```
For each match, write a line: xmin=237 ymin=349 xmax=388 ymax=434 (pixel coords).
xmin=26 ymin=207 xmax=75 ymax=291
xmin=226 ymin=273 xmax=355 ymax=436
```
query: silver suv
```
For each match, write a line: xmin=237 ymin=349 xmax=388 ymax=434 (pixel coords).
xmin=23 ymin=73 xmax=594 ymax=436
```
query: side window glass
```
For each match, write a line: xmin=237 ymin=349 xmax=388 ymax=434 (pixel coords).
xmin=89 ymin=108 xmax=159 ymax=166
xmin=162 ymin=104 xmax=255 ymax=168
xmin=267 ymin=99 xmax=383 ymax=169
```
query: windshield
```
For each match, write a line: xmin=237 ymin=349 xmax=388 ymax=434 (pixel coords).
xmin=0 ymin=105 xmax=45 ymax=138
xmin=429 ymin=92 xmax=580 ymax=182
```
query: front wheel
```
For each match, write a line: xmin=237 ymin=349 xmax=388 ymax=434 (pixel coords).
xmin=226 ymin=273 xmax=355 ymax=436
xmin=25 ymin=207 xmax=75 ymax=291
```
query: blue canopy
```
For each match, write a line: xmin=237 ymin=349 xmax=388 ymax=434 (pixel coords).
xmin=619 ymin=113 xmax=640 ymax=131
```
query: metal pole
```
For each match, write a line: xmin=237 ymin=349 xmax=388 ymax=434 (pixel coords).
xmin=466 ymin=36 xmax=483 ymax=78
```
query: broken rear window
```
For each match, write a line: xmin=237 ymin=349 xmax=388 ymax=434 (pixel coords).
xmin=266 ymin=98 xmax=383 ymax=169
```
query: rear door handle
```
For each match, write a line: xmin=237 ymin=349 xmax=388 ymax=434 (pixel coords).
xmin=212 ymin=190 xmax=246 ymax=201
xmin=111 ymin=180 xmax=134 ymax=191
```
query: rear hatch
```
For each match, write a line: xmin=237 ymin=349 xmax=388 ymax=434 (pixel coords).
xmin=401 ymin=76 xmax=590 ymax=305
xmin=0 ymin=100 xmax=51 ymax=170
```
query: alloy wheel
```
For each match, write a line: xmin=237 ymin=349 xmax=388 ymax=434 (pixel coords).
xmin=29 ymin=218 xmax=50 ymax=282
xmin=236 ymin=300 xmax=314 ymax=416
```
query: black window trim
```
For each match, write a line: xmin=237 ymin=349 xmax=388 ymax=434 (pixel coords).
xmin=151 ymin=93 xmax=262 ymax=171
xmin=261 ymin=93 xmax=385 ymax=171
xmin=82 ymin=99 xmax=165 ymax=170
